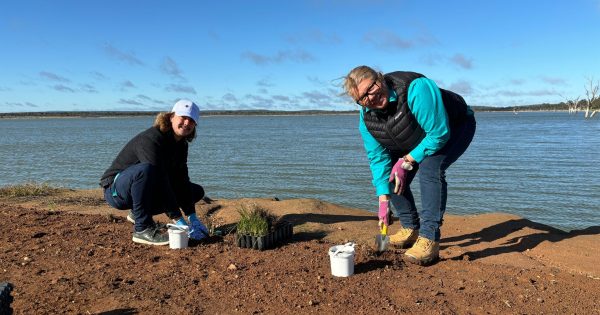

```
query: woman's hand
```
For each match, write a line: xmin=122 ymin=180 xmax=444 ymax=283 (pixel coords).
xmin=389 ymin=161 xmax=409 ymax=194
xmin=378 ymin=200 xmax=390 ymax=227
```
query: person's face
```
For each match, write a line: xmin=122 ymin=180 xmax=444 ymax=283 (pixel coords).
xmin=170 ymin=114 xmax=196 ymax=140
xmin=355 ymin=77 xmax=388 ymax=110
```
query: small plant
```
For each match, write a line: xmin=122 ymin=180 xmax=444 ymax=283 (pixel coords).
xmin=236 ymin=203 xmax=275 ymax=237
xmin=0 ymin=182 xmax=64 ymax=197
xmin=235 ymin=203 xmax=292 ymax=250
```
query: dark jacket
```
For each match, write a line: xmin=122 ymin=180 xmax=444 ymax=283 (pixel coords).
xmin=99 ymin=126 xmax=194 ymax=214
xmin=362 ymin=71 xmax=469 ymax=157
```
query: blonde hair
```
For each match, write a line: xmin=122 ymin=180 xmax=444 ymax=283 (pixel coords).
xmin=153 ymin=112 xmax=196 ymax=142
xmin=342 ymin=65 xmax=383 ymax=101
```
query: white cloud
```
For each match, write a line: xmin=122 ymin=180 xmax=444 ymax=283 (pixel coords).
xmin=272 ymin=95 xmax=291 ymax=102
xmin=449 ymin=54 xmax=473 ymax=70
xmin=284 ymin=29 xmax=342 ymax=45
xmin=5 ymin=101 xmax=38 ymax=108
xmin=244 ymin=93 xmax=275 ymax=108
xmin=160 ymin=56 xmax=185 ymax=80
xmin=222 ymin=93 xmax=238 ymax=103
xmin=118 ymin=99 xmax=144 ymax=106
xmin=120 ymin=80 xmax=136 ymax=91
xmin=165 ymin=84 xmax=197 ymax=94
xmin=39 ymin=71 xmax=70 ymax=82
xmin=363 ymin=30 xmax=413 ymax=51
xmin=90 ymin=71 xmax=108 ymax=81
xmin=80 ymin=84 xmax=98 ymax=93
xmin=447 ymin=80 xmax=474 ymax=95
xmin=307 ymin=76 xmax=327 ymax=86
xmin=494 ymin=89 xmax=557 ymax=97
xmin=52 ymin=84 xmax=75 ymax=93
xmin=103 ymin=43 xmax=144 ymax=66
xmin=136 ymin=94 xmax=164 ymax=105
xmin=301 ymin=90 xmax=335 ymax=106
xmin=242 ymin=50 xmax=316 ymax=66
xmin=421 ymin=53 xmax=443 ymax=66
xmin=257 ymin=78 xmax=274 ymax=87
xmin=540 ymin=76 xmax=565 ymax=85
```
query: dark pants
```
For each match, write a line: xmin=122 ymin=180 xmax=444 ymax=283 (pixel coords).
xmin=103 ymin=163 xmax=205 ymax=232
xmin=391 ymin=115 xmax=476 ymax=241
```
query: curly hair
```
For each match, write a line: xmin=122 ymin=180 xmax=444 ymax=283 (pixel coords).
xmin=153 ymin=112 xmax=196 ymax=142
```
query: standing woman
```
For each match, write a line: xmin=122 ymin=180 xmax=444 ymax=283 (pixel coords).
xmin=343 ymin=66 xmax=476 ymax=265
xmin=100 ymin=99 xmax=210 ymax=245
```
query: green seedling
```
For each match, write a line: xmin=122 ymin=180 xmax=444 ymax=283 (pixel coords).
xmin=236 ymin=203 xmax=277 ymax=237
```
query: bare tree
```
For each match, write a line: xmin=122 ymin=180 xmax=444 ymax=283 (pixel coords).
xmin=570 ymin=98 xmax=581 ymax=114
xmin=583 ymin=76 xmax=599 ymax=118
xmin=560 ymin=94 xmax=581 ymax=114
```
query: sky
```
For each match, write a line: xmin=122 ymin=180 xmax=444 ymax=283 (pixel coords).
xmin=1 ymin=0 xmax=599 ymax=113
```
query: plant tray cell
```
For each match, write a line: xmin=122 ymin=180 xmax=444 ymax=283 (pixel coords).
xmin=236 ymin=221 xmax=293 ymax=250
xmin=0 ymin=282 xmax=14 ymax=315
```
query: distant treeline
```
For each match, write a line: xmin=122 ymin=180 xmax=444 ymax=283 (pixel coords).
xmin=472 ymin=103 xmax=568 ymax=112
xmin=0 ymin=103 xmax=571 ymax=118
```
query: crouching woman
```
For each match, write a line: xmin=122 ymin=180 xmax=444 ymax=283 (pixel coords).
xmin=99 ymin=99 xmax=210 ymax=245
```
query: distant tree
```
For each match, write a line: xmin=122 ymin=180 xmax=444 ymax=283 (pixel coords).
xmin=560 ymin=94 xmax=581 ymax=114
xmin=583 ymin=76 xmax=599 ymax=118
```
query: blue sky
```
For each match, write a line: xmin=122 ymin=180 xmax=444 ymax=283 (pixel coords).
xmin=1 ymin=0 xmax=599 ymax=112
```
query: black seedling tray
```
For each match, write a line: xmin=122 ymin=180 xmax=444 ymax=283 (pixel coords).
xmin=0 ymin=282 xmax=14 ymax=315
xmin=236 ymin=221 xmax=293 ymax=250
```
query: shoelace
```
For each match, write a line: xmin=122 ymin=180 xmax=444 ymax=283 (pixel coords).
xmin=149 ymin=225 xmax=163 ymax=237
xmin=397 ymin=228 xmax=412 ymax=237
xmin=415 ymin=237 xmax=432 ymax=248
xmin=145 ymin=223 xmax=168 ymax=237
xmin=153 ymin=222 xmax=167 ymax=230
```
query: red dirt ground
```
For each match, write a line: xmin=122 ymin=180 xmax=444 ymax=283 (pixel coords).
xmin=0 ymin=189 xmax=598 ymax=314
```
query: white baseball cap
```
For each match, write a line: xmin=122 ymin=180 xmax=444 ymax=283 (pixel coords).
xmin=171 ymin=99 xmax=200 ymax=124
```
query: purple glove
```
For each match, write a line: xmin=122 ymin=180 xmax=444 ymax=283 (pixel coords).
xmin=389 ymin=159 xmax=410 ymax=195
xmin=378 ymin=200 xmax=391 ymax=227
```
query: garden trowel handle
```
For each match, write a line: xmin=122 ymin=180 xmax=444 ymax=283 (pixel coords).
xmin=381 ymin=223 xmax=388 ymax=236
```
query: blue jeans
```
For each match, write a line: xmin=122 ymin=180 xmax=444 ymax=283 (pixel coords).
xmin=103 ymin=163 xmax=205 ymax=232
xmin=390 ymin=115 xmax=476 ymax=241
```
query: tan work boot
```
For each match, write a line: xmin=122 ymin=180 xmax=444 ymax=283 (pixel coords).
xmin=404 ymin=236 xmax=439 ymax=266
xmin=389 ymin=227 xmax=418 ymax=249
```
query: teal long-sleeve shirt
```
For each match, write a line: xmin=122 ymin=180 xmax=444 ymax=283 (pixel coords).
xmin=359 ymin=77 xmax=450 ymax=196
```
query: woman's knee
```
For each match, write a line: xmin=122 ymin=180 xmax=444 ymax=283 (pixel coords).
xmin=190 ymin=183 xmax=205 ymax=203
xmin=419 ymin=158 xmax=444 ymax=180
xmin=131 ymin=163 xmax=158 ymax=181
xmin=137 ymin=162 xmax=156 ymax=174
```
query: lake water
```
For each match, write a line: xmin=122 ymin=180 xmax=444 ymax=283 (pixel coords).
xmin=1 ymin=112 xmax=598 ymax=231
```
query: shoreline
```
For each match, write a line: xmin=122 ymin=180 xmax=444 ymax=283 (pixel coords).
xmin=2 ymin=188 xmax=599 ymax=278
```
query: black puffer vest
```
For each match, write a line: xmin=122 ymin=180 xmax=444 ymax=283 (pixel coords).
xmin=362 ymin=71 xmax=469 ymax=157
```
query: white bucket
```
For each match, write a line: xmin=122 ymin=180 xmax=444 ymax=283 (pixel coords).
xmin=167 ymin=225 xmax=189 ymax=249
xmin=328 ymin=244 xmax=355 ymax=277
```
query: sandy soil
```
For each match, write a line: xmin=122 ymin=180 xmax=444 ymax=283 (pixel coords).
xmin=0 ymin=189 xmax=598 ymax=314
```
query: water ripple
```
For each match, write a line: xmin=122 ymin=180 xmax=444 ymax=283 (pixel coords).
xmin=0 ymin=112 xmax=598 ymax=231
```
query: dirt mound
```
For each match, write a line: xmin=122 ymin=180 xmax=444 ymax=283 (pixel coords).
xmin=0 ymin=190 xmax=598 ymax=313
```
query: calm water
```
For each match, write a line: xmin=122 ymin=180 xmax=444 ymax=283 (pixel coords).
xmin=1 ymin=112 xmax=598 ymax=231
